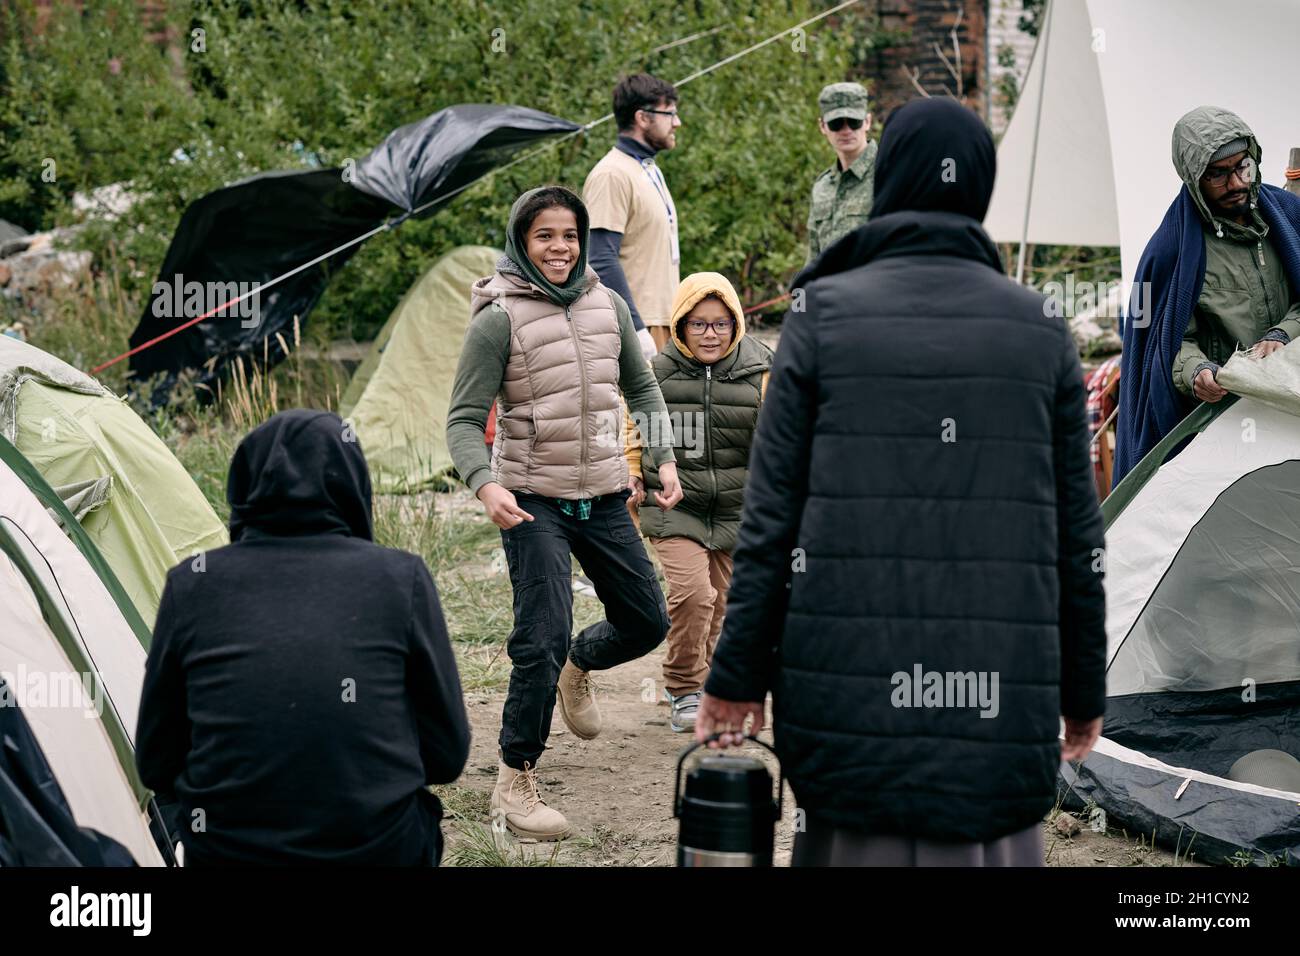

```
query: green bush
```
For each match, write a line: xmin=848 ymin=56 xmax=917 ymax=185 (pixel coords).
xmin=2 ymin=0 xmax=875 ymax=354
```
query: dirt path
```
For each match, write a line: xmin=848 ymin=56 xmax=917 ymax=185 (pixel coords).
xmin=444 ymin=636 xmax=799 ymax=866
xmin=440 ymin=620 xmax=1193 ymax=867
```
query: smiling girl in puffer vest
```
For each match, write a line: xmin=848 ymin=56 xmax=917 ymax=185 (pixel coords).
xmin=446 ymin=185 xmax=683 ymax=841
xmin=626 ymin=273 xmax=772 ymax=732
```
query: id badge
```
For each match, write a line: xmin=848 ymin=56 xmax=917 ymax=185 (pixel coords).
xmin=669 ymin=222 xmax=680 ymax=264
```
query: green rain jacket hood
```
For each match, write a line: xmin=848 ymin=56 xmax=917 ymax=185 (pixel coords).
xmin=1172 ymin=106 xmax=1262 ymax=240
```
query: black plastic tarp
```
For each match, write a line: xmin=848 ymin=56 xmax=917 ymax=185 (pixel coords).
xmin=128 ymin=104 xmax=579 ymax=399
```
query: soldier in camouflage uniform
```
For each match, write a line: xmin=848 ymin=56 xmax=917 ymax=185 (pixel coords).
xmin=806 ymin=82 xmax=877 ymax=264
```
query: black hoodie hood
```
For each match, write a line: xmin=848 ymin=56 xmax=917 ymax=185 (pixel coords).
xmin=795 ymin=99 xmax=1001 ymax=289
xmin=227 ymin=409 xmax=373 ymax=542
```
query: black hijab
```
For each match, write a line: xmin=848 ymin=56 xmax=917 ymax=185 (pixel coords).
xmin=227 ymin=409 xmax=373 ymax=542
xmin=870 ymin=97 xmax=997 ymax=221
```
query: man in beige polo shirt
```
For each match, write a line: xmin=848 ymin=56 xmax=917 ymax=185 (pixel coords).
xmin=584 ymin=73 xmax=682 ymax=357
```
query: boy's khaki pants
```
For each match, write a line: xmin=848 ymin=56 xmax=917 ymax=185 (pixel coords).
xmin=648 ymin=536 xmax=734 ymax=698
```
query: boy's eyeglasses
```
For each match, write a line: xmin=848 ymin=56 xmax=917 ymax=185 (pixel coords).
xmin=1201 ymin=155 xmax=1256 ymax=188
xmin=685 ymin=319 xmax=734 ymax=335
xmin=826 ymin=117 xmax=864 ymax=132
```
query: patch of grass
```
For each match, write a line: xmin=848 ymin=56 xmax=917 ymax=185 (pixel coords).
xmin=1227 ymin=847 xmax=1281 ymax=868
xmin=443 ymin=821 xmax=563 ymax=867
xmin=1112 ymin=826 xmax=1198 ymax=868
xmin=453 ymin=642 xmax=511 ymax=692
xmin=372 ymin=492 xmax=501 ymax=575
xmin=569 ymin=825 xmax=644 ymax=865
xmin=30 ymin=256 xmax=620 ymax=696
xmin=429 ymin=784 xmax=490 ymax=824
xmin=166 ymin=413 xmax=243 ymax=522
xmin=1170 ymin=827 xmax=1198 ymax=867
xmin=439 ymin=573 xmax=515 ymax=648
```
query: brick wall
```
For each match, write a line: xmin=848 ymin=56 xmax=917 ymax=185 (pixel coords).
xmin=859 ymin=0 xmax=989 ymax=121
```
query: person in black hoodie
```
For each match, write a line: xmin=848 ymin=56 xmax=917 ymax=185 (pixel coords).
xmin=696 ymin=98 xmax=1107 ymax=866
xmin=136 ymin=409 xmax=470 ymax=865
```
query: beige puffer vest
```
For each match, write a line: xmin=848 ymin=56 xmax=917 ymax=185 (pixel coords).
xmin=470 ymin=268 xmax=629 ymax=499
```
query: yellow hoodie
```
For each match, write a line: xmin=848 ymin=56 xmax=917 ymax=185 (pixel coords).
xmin=624 ymin=272 xmax=769 ymax=480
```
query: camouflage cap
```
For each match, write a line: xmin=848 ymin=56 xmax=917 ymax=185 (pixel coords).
xmin=819 ymin=82 xmax=869 ymax=122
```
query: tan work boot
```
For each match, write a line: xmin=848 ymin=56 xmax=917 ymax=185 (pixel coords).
xmin=490 ymin=761 xmax=571 ymax=842
xmin=557 ymin=657 xmax=602 ymax=739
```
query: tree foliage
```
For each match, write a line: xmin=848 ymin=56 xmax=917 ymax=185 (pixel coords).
xmin=1 ymin=0 xmax=873 ymax=343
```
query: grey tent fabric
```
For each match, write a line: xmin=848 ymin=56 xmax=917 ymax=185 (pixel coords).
xmin=1067 ymin=396 xmax=1300 ymax=865
xmin=52 ymin=476 xmax=113 ymax=524
xmin=1108 ymin=460 xmax=1300 ymax=696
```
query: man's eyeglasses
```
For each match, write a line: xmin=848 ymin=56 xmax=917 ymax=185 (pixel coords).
xmin=1201 ymin=155 xmax=1256 ymax=188
xmin=640 ymin=107 xmax=680 ymax=120
xmin=826 ymin=117 xmax=864 ymax=132
xmin=684 ymin=319 xmax=734 ymax=335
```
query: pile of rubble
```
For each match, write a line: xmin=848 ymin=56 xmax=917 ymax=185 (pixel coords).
xmin=1 ymin=184 xmax=138 ymax=339
xmin=1 ymin=220 xmax=93 ymax=314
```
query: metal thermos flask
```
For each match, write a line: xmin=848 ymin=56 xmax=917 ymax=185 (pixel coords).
xmin=674 ymin=735 xmax=782 ymax=867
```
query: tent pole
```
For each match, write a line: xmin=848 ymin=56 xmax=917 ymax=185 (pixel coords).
xmin=1016 ymin=0 xmax=1055 ymax=285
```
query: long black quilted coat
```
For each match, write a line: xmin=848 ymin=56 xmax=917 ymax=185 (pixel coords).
xmin=705 ymin=102 xmax=1107 ymax=840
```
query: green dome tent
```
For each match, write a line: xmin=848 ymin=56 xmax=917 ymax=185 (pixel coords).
xmin=340 ymin=245 xmax=500 ymax=493
xmin=0 ymin=336 xmax=227 ymax=628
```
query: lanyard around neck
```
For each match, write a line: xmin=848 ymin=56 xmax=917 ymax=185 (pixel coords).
xmin=640 ymin=159 xmax=675 ymax=224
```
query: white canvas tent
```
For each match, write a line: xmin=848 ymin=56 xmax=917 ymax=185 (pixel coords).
xmin=0 ymin=439 xmax=163 ymax=865
xmin=985 ymin=0 xmax=1300 ymax=286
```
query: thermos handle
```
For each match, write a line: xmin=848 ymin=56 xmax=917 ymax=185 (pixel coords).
xmin=673 ymin=734 xmax=784 ymax=820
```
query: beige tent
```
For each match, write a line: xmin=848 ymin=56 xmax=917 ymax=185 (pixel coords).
xmin=1 ymin=437 xmax=164 ymax=864
xmin=340 ymin=245 xmax=500 ymax=493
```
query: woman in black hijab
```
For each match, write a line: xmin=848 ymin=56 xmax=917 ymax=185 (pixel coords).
xmin=698 ymin=97 xmax=1107 ymax=867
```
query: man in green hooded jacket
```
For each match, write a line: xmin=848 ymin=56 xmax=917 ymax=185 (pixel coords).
xmin=1170 ymin=106 xmax=1300 ymax=403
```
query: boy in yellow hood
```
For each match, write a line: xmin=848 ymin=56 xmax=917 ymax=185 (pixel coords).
xmin=626 ymin=273 xmax=773 ymax=731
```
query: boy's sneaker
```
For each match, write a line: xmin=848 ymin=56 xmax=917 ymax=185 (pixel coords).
xmin=665 ymin=690 xmax=701 ymax=733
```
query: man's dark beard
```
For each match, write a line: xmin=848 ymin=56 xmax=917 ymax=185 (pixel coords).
xmin=646 ymin=128 xmax=674 ymax=152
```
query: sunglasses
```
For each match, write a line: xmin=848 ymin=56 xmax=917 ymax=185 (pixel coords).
xmin=826 ymin=117 xmax=864 ymax=132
